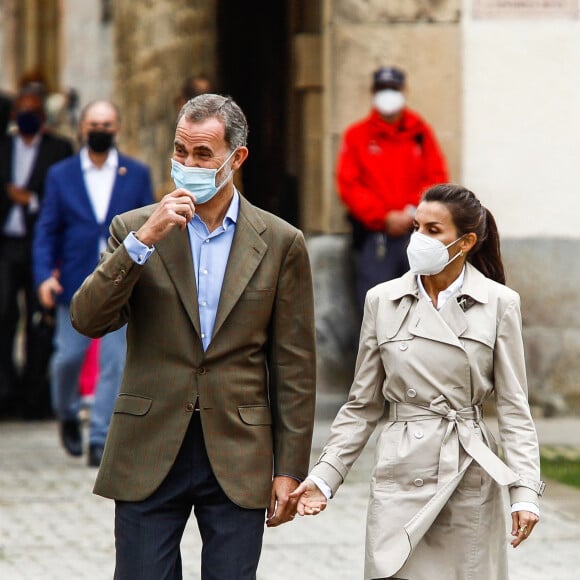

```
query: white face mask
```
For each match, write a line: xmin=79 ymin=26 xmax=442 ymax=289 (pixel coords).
xmin=373 ymin=89 xmax=405 ymax=116
xmin=406 ymin=232 xmax=463 ymax=276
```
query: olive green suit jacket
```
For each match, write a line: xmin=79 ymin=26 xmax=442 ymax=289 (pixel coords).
xmin=70 ymin=195 xmax=316 ymax=509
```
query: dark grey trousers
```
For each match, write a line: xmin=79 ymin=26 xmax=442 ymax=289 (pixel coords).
xmin=114 ymin=412 xmax=265 ymax=580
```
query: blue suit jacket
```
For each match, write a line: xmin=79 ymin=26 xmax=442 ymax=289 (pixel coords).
xmin=33 ymin=151 xmax=154 ymax=303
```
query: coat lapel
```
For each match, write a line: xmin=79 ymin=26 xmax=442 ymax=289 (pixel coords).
xmin=155 ymin=226 xmax=201 ymax=337
xmin=408 ymin=295 xmax=463 ymax=348
xmin=211 ymin=197 xmax=267 ymax=341
xmin=439 ymin=295 xmax=469 ymax=338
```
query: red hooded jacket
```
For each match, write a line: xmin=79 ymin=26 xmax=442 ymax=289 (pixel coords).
xmin=337 ymin=108 xmax=449 ymax=232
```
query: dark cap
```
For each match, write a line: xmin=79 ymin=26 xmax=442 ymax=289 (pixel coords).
xmin=372 ymin=66 xmax=405 ymax=90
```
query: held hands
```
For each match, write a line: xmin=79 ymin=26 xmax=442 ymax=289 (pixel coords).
xmin=266 ymin=476 xmax=300 ymax=528
xmin=135 ymin=189 xmax=196 ymax=246
xmin=289 ymin=478 xmax=328 ymax=517
xmin=511 ymin=510 xmax=539 ymax=548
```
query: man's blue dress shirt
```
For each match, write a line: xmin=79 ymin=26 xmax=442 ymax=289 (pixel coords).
xmin=124 ymin=191 xmax=239 ymax=351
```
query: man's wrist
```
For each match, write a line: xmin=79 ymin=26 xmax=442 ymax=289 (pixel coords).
xmin=124 ymin=231 xmax=155 ymax=265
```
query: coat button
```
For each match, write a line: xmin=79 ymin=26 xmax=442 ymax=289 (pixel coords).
xmin=407 ymin=388 xmax=417 ymax=398
xmin=185 ymin=402 xmax=195 ymax=412
xmin=399 ymin=343 xmax=408 ymax=351
xmin=414 ymin=431 xmax=424 ymax=439
xmin=197 ymin=367 xmax=207 ymax=375
xmin=413 ymin=478 xmax=424 ymax=487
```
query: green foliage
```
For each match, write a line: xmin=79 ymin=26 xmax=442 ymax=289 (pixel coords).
xmin=541 ymin=454 xmax=580 ymax=489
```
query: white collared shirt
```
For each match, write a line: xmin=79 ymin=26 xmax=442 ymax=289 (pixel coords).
xmin=416 ymin=267 xmax=465 ymax=310
xmin=3 ymin=134 xmax=41 ymax=237
xmin=80 ymin=147 xmax=118 ymax=225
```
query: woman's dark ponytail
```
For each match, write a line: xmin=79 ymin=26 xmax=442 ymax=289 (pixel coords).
xmin=469 ymin=207 xmax=505 ymax=284
xmin=421 ymin=184 xmax=506 ymax=285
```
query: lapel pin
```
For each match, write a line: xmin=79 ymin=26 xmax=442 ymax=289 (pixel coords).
xmin=118 ymin=166 xmax=127 ymax=176
xmin=456 ymin=295 xmax=475 ymax=312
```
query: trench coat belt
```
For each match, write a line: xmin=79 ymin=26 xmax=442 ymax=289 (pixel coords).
xmin=388 ymin=396 xmax=519 ymax=488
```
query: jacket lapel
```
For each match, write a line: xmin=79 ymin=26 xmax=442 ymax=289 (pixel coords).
xmin=104 ymin=154 xmax=129 ymax=224
xmin=70 ymin=157 xmax=96 ymax=220
xmin=25 ymin=135 xmax=47 ymax=192
xmin=211 ymin=196 xmax=267 ymax=341
xmin=155 ymin=226 xmax=201 ymax=337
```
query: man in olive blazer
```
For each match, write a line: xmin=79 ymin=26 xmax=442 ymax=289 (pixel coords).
xmin=70 ymin=94 xmax=316 ymax=579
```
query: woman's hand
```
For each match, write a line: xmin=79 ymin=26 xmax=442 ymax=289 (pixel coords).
xmin=289 ymin=478 xmax=328 ymax=516
xmin=511 ymin=510 xmax=539 ymax=547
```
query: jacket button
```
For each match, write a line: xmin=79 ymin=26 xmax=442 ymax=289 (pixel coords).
xmin=414 ymin=431 xmax=424 ymax=439
xmin=197 ymin=367 xmax=207 ymax=375
xmin=413 ymin=478 xmax=424 ymax=487
xmin=185 ymin=402 xmax=194 ymax=412
xmin=399 ymin=343 xmax=408 ymax=351
xmin=407 ymin=388 xmax=417 ymax=398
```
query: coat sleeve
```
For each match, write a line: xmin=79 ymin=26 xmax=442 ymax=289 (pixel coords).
xmin=70 ymin=214 xmax=141 ymax=337
xmin=309 ymin=289 xmax=386 ymax=495
xmin=32 ymin=166 xmax=64 ymax=289
xmin=493 ymin=296 xmax=543 ymax=505
xmin=267 ymin=230 xmax=317 ymax=481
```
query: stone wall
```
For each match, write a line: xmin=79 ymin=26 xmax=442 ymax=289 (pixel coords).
xmin=60 ymin=0 xmax=114 ymax=107
xmin=114 ymin=0 xmax=217 ymax=195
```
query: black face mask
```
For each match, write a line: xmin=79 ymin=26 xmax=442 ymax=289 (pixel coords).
xmin=16 ymin=111 xmax=43 ymax=136
xmin=87 ymin=131 xmax=114 ymax=153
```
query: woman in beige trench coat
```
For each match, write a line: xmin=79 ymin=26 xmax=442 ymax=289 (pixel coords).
xmin=291 ymin=184 xmax=545 ymax=580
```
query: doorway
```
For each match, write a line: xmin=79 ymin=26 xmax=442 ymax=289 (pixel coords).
xmin=217 ymin=1 xmax=298 ymax=225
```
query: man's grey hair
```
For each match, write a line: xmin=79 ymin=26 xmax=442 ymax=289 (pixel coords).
xmin=177 ymin=94 xmax=248 ymax=150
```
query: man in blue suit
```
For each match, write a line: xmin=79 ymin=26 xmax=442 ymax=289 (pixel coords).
xmin=33 ymin=100 xmax=154 ymax=467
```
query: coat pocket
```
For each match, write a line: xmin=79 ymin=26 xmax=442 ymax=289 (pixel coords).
xmin=113 ymin=393 xmax=153 ymax=416
xmin=238 ymin=405 xmax=272 ymax=426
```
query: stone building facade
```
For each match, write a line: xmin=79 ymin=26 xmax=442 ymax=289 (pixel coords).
xmin=1 ymin=0 xmax=579 ymax=413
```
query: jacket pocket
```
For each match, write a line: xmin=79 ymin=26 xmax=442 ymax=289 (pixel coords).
xmin=239 ymin=288 xmax=274 ymax=301
xmin=238 ymin=405 xmax=272 ymax=425
xmin=114 ymin=393 xmax=153 ymax=416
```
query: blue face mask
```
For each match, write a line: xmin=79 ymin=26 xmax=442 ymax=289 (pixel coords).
xmin=170 ymin=148 xmax=237 ymax=204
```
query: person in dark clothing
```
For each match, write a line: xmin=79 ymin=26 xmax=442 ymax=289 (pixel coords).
xmin=0 ymin=89 xmax=74 ymax=418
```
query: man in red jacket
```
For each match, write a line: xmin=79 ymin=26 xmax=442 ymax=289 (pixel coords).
xmin=337 ymin=66 xmax=448 ymax=311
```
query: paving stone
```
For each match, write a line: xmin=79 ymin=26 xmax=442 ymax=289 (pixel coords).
xmin=2 ymin=410 xmax=580 ymax=579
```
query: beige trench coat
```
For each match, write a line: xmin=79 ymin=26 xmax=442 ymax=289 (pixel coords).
xmin=310 ymin=263 xmax=543 ymax=580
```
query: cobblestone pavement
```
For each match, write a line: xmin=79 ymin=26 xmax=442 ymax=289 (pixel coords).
xmin=1 ymin=396 xmax=580 ymax=579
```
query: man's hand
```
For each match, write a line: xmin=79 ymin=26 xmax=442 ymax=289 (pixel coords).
xmin=38 ymin=276 xmax=63 ymax=309
xmin=289 ymin=478 xmax=327 ymax=516
xmin=7 ymin=184 xmax=33 ymax=206
xmin=385 ymin=210 xmax=413 ymax=237
xmin=266 ymin=476 xmax=300 ymax=527
xmin=135 ymin=189 xmax=196 ymax=246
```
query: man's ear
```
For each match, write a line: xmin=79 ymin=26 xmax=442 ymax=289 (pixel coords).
xmin=233 ymin=146 xmax=248 ymax=170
